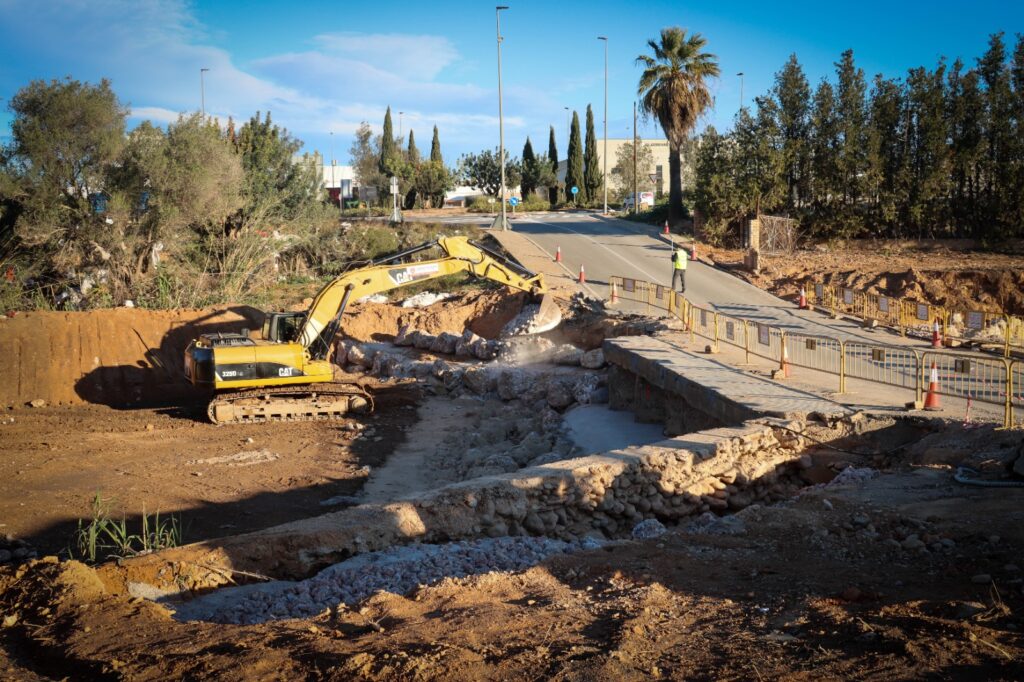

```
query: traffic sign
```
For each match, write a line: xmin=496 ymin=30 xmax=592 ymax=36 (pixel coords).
xmin=509 ymin=197 xmax=519 ymax=206
xmin=570 ymin=186 xmax=579 ymax=195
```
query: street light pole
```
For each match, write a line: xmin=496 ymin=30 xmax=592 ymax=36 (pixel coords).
xmin=493 ymin=6 xmax=510 ymax=231
xmin=737 ymin=72 xmax=745 ymax=111
xmin=330 ymin=131 xmax=337 ymax=209
xmin=632 ymin=101 xmax=638 ymax=216
xmin=399 ymin=111 xmax=404 ymax=141
xmin=598 ymin=36 xmax=608 ymax=215
xmin=200 ymin=67 xmax=209 ymax=117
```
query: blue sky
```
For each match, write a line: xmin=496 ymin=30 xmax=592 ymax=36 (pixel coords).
xmin=0 ymin=0 xmax=1020 ymax=164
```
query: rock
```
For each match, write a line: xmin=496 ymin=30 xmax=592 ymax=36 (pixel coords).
xmin=852 ymin=514 xmax=870 ymax=527
xmin=0 ymin=549 xmax=11 ymax=563
xmin=546 ymin=379 xmax=575 ymax=409
xmin=394 ymin=325 xmax=413 ymax=346
xmin=347 ymin=345 xmax=373 ymax=368
xmin=28 ymin=399 xmax=46 ymax=408
xmin=471 ymin=338 xmax=497 ymax=361
xmin=572 ymin=374 xmax=601 ymax=404
xmin=462 ymin=367 xmax=497 ymax=395
xmin=588 ymin=387 xmax=610 ymax=404
xmin=414 ymin=333 xmax=436 ymax=350
xmin=551 ymin=345 xmax=584 ymax=366
xmin=334 ymin=342 xmax=350 ymax=365
xmin=631 ymin=519 xmax=666 ymax=539
xmin=497 ymin=369 xmax=534 ymax=401
xmin=900 ymin=535 xmax=925 ymax=550
xmin=954 ymin=601 xmax=987 ymax=619
xmin=580 ymin=349 xmax=606 ymax=369
xmin=1005 ymin=563 xmax=1021 ymax=572
xmin=971 ymin=574 xmax=992 ymax=584
xmin=430 ymin=332 xmax=460 ymax=355
xmin=11 ymin=548 xmax=28 ymax=560
xmin=528 ymin=452 xmax=564 ymax=467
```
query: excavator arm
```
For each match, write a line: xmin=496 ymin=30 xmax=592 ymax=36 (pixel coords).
xmin=297 ymin=236 xmax=557 ymax=359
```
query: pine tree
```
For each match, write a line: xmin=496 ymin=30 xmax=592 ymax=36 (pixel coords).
xmin=834 ymin=49 xmax=870 ymax=232
xmin=771 ymin=55 xmax=811 ymax=210
xmin=583 ymin=104 xmax=601 ymax=203
xmin=565 ymin=111 xmax=584 ymax=204
xmin=733 ymin=97 xmax=785 ymax=217
xmin=407 ymin=129 xmax=420 ymax=164
xmin=547 ymin=126 xmax=560 ymax=203
xmin=379 ymin=106 xmax=398 ymax=176
xmin=430 ymin=125 xmax=443 ymax=164
xmin=521 ymin=137 xmax=538 ymax=198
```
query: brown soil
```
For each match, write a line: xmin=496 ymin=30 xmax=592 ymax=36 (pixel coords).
xmin=2 ymin=426 xmax=1023 ymax=680
xmin=0 ymin=291 xmax=526 ymax=409
xmin=0 ymin=382 xmax=419 ymax=559
xmin=702 ymin=240 xmax=1024 ymax=316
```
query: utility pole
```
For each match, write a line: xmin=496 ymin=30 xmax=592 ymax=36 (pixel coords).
xmin=330 ymin=131 xmax=338 ymax=210
xmin=632 ymin=101 xmax=638 ymax=215
xmin=493 ymin=6 xmax=510 ymax=231
xmin=598 ymin=36 xmax=608 ymax=215
xmin=200 ymin=67 xmax=209 ymax=117
xmin=737 ymin=72 xmax=745 ymax=111
xmin=399 ymin=111 xmax=404 ymax=141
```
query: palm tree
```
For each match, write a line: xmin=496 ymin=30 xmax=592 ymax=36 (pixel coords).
xmin=636 ymin=27 xmax=720 ymax=226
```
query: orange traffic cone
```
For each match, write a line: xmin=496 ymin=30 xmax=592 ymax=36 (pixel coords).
xmin=931 ymin=320 xmax=942 ymax=348
xmin=610 ymin=282 xmax=619 ymax=304
xmin=691 ymin=241 xmax=698 ymax=261
xmin=578 ymin=264 xmax=586 ymax=284
xmin=798 ymin=286 xmax=808 ymax=310
xmin=663 ymin=220 xmax=670 ymax=235
xmin=554 ymin=245 xmax=562 ymax=263
xmin=780 ymin=343 xmax=791 ymax=378
xmin=923 ymin=362 xmax=941 ymax=410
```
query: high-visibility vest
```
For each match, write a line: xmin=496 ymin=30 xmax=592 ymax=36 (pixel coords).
xmin=673 ymin=248 xmax=688 ymax=270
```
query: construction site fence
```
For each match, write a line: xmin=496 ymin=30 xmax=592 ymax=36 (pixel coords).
xmin=803 ymin=280 xmax=1023 ymax=357
xmin=609 ymin=275 xmax=1022 ymax=428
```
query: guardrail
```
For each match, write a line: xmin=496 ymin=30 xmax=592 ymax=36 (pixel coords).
xmin=609 ymin=275 xmax=1021 ymax=428
xmin=804 ymin=280 xmax=1023 ymax=357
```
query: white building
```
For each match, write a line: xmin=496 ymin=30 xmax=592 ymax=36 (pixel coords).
xmin=319 ymin=163 xmax=356 ymax=203
xmin=553 ymin=137 xmax=681 ymax=198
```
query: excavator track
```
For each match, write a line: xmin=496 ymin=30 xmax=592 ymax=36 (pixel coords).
xmin=207 ymin=383 xmax=373 ymax=425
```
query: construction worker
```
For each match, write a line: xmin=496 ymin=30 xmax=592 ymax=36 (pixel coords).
xmin=671 ymin=243 xmax=688 ymax=293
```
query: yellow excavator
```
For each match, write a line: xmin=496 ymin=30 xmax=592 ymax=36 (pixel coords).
xmin=184 ymin=236 xmax=561 ymax=424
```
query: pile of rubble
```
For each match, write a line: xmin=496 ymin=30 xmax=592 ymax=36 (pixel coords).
xmin=172 ymin=535 xmax=603 ymax=625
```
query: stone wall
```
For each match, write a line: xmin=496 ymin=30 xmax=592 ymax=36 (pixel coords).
xmin=110 ymin=418 xmax=810 ymax=592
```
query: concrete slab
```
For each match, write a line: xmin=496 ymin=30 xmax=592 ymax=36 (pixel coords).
xmin=603 ymin=334 xmax=851 ymax=422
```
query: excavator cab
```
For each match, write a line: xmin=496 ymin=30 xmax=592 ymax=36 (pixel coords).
xmin=261 ymin=312 xmax=306 ymax=343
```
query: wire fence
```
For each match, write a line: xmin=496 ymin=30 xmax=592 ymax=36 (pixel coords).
xmin=608 ymin=275 xmax=1022 ymax=428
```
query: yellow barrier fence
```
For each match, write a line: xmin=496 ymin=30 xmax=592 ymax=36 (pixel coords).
xmin=804 ymin=279 xmax=1023 ymax=356
xmin=608 ymin=275 xmax=1019 ymax=428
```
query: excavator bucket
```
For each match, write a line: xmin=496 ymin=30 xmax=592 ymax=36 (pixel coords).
xmin=523 ymin=294 xmax=563 ymax=334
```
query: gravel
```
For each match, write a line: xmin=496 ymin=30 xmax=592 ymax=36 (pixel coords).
xmin=171 ymin=536 xmax=602 ymax=625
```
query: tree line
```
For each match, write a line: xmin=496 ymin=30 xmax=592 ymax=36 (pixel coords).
xmin=692 ymin=33 xmax=1024 ymax=244
xmin=0 ymin=77 xmax=362 ymax=308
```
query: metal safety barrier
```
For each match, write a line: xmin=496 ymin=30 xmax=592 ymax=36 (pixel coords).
xmin=804 ymin=278 xmax=1024 ymax=357
xmin=609 ymin=275 xmax=1020 ymax=428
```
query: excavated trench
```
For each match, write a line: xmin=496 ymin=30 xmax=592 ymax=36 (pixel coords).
xmin=118 ymin=330 xmax=925 ymax=626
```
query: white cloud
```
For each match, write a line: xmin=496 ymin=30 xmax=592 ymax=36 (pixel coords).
xmin=0 ymin=1 xmax=561 ymax=156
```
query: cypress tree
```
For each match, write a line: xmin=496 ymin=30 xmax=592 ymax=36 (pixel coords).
xmin=583 ymin=104 xmax=601 ymax=203
xmin=1010 ymin=35 xmax=1024 ymax=231
xmin=547 ymin=126 xmax=559 ymax=203
xmin=946 ymin=60 xmax=984 ymax=235
xmin=407 ymin=129 xmax=420 ymax=164
xmin=771 ymin=55 xmax=811 ymax=209
xmin=521 ymin=137 xmax=538 ymax=198
xmin=430 ymin=125 xmax=443 ymax=163
xmin=565 ymin=111 xmax=584 ymax=204
xmin=834 ymin=49 xmax=869 ymax=230
xmin=978 ymin=33 xmax=1014 ymax=234
xmin=380 ymin=106 xmax=397 ymax=176
xmin=905 ymin=63 xmax=950 ymax=237
xmin=809 ymin=79 xmax=840 ymax=234
xmin=867 ymin=75 xmax=907 ymax=233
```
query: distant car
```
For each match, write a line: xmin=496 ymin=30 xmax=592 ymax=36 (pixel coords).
xmin=622 ymin=191 xmax=655 ymax=210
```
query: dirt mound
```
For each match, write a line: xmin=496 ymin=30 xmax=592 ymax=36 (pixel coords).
xmin=0 ymin=306 xmax=261 ymax=408
xmin=340 ymin=290 xmax=528 ymax=342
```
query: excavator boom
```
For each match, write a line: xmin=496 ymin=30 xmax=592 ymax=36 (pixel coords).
xmin=184 ymin=236 xmax=560 ymax=423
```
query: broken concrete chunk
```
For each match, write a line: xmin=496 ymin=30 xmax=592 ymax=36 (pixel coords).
xmin=580 ymin=349 xmax=606 ymax=369
xmin=430 ymin=332 xmax=460 ymax=355
xmin=28 ymin=399 xmax=46 ymax=408
xmin=414 ymin=333 xmax=436 ymax=350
